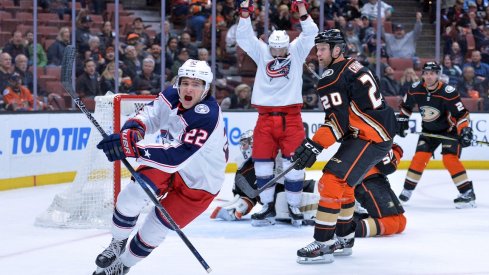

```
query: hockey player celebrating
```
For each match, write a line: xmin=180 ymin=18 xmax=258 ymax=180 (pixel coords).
xmin=236 ymin=0 xmax=319 ymax=227
xmin=396 ymin=61 xmax=476 ymax=208
xmin=210 ymin=130 xmax=318 ymax=225
xmin=92 ymin=59 xmax=228 ymax=275
xmin=292 ymin=29 xmax=397 ymax=264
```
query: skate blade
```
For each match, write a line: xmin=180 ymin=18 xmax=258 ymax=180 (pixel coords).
xmin=93 ymin=266 xmax=104 ymax=275
xmin=333 ymin=248 xmax=352 ymax=256
xmin=297 ymin=254 xmax=334 ymax=264
xmin=455 ymin=201 xmax=477 ymax=209
xmin=251 ymin=217 xmax=275 ymax=227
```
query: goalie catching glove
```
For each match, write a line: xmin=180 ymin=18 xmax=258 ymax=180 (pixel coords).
xmin=292 ymin=138 xmax=323 ymax=170
xmin=97 ymin=119 xmax=145 ymax=162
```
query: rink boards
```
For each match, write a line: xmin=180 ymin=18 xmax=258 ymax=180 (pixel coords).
xmin=0 ymin=111 xmax=488 ymax=190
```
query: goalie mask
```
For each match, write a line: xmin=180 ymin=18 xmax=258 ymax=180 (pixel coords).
xmin=239 ymin=130 xmax=254 ymax=160
xmin=176 ymin=59 xmax=214 ymax=100
xmin=268 ymin=30 xmax=289 ymax=57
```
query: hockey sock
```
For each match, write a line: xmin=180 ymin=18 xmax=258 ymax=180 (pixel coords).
xmin=404 ymin=151 xmax=431 ymax=190
xmin=442 ymin=154 xmax=472 ymax=193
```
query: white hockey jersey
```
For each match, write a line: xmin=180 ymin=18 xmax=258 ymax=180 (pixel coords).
xmin=236 ymin=16 xmax=318 ymax=107
xmin=131 ymin=88 xmax=228 ymax=195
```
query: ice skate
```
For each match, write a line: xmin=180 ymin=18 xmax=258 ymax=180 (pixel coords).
xmin=95 ymin=238 xmax=127 ymax=268
xmin=333 ymin=235 xmax=354 ymax=256
xmin=251 ymin=202 xmax=276 ymax=227
xmin=93 ymin=257 xmax=130 ymax=275
xmin=398 ymin=189 xmax=413 ymax=204
xmin=296 ymin=240 xmax=335 ymax=264
xmin=454 ymin=189 xmax=476 ymax=209
xmin=288 ymin=204 xmax=304 ymax=227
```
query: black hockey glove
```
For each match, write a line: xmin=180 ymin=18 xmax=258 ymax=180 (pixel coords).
xmin=292 ymin=138 xmax=323 ymax=170
xmin=396 ymin=114 xmax=409 ymax=137
xmin=459 ymin=127 xmax=473 ymax=148
xmin=97 ymin=119 xmax=145 ymax=162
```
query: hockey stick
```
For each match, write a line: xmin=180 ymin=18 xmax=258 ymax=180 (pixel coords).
xmin=60 ymin=46 xmax=212 ymax=273
xmin=303 ymin=62 xmax=320 ymax=79
xmin=235 ymin=159 xmax=299 ymax=199
xmin=414 ymin=132 xmax=489 ymax=146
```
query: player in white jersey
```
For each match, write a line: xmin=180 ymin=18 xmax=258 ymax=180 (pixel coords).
xmin=236 ymin=0 xmax=318 ymax=227
xmin=92 ymin=59 xmax=228 ymax=275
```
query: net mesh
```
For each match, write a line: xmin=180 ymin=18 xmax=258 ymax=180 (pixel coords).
xmin=35 ymin=94 xmax=153 ymax=229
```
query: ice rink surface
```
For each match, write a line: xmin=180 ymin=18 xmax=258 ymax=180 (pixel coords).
xmin=1 ymin=170 xmax=488 ymax=275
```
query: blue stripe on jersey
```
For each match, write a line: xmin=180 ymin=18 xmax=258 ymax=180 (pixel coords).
xmin=112 ymin=207 xmax=139 ymax=229
xmin=284 ymin=180 xmax=303 ymax=192
xmin=139 ymin=94 xmax=221 ymax=167
xmin=128 ymin=233 xmax=156 ymax=258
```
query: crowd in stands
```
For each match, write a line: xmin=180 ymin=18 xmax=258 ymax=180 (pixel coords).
xmin=0 ymin=0 xmax=488 ymax=112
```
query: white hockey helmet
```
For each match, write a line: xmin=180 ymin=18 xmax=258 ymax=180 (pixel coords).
xmin=239 ymin=130 xmax=254 ymax=160
xmin=268 ymin=30 xmax=290 ymax=49
xmin=177 ymin=59 xmax=214 ymax=99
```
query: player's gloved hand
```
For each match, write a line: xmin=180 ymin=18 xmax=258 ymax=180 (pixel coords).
xmin=292 ymin=138 xmax=323 ymax=170
xmin=459 ymin=127 xmax=473 ymax=148
xmin=396 ymin=114 xmax=409 ymax=137
xmin=97 ymin=119 xmax=145 ymax=162
xmin=235 ymin=0 xmax=254 ymax=13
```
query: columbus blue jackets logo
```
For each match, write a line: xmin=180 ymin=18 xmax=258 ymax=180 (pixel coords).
xmin=195 ymin=104 xmax=210 ymax=114
xmin=266 ymin=57 xmax=291 ymax=79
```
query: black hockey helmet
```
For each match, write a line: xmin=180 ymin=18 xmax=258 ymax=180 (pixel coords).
xmin=315 ymin=29 xmax=346 ymax=45
xmin=315 ymin=29 xmax=346 ymax=53
xmin=422 ymin=61 xmax=441 ymax=73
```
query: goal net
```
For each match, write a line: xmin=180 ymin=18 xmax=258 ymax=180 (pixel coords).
xmin=35 ymin=94 xmax=155 ymax=229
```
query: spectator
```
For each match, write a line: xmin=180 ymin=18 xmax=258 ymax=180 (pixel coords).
xmin=272 ymin=4 xmax=292 ymax=31
xmin=171 ymin=48 xmax=190 ymax=78
xmin=126 ymin=32 xmax=141 ymax=47
xmin=446 ymin=41 xmax=465 ymax=67
xmin=165 ymin=36 xmax=179 ymax=69
xmin=0 ymin=53 xmax=13 ymax=93
xmin=130 ymin=17 xmax=152 ymax=48
xmin=464 ymin=50 xmax=489 ymax=81
xmin=188 ymin=0 xmax=211 ymax=42
xmin=14 ymin=54 xmax=44 ymax=98
xmin=220 ymin=83 xmax=252 ymax=109
xmin=98 ymin=21 xmax=115 ymax=51
xmin=121 ymin=45 xmax=143 ymax=80
xmin=361 ymin=0 xmax=393 ymax=21
xmin=456 ymin=65 xmax=485 ymax=98
xmin=383 ymin=12 xmax=423 ymax=60
xmin=178 ymin=32 xmax=199 ymax=59
xmin=76 ymin=59 xmax=101 ymax=98
xmin=88 ymin=36 xmax=105 ymax=69
xmin=99 ymin=62 xmax=130 ymax=94
xmin=2 ymin=73 xmax=35 ymax=111
xmin=471 ymin=23 xmax=489 ymax=64
xmin=75 ymin=14 xmax=93 ymax=52
xmin=154 ymin=21 xmax=173 ymax=46
xmin=324 ymin=0 xmax=341 ymax=21
xmin=25 ymin=30 xmax=47 ymax=67
xmin=302 ymin=62 xmax=318 ymax=110
xmin=440 ymin=54 xmax=463 ymax=87
xmin=380 ymin=65 xmax=401 ymax=96
xmin=149 ymin=43 xmax=162 ymax=75
xmin=343 ymin=0 xmax=363 ymax=21
xmin=47 ymin=27 xmax=71 ymax=66
xmin=344 ymin=22 xmax=363 ymax=55
xmin=98 ymin=46 xmax=116 ymax=74
xmin=131 ymin=58 xmax=161 ymax=95
xmin=2 ymin=31 xmax=29 ymax=63
xmin=399 ymin=68 xmax=420 ymax=96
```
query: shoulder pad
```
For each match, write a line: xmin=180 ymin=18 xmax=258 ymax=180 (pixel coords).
xmin=412 ymin=81 xmax=421 ymax=88
xmin=445 ymin=85 xmax=455 ymax=93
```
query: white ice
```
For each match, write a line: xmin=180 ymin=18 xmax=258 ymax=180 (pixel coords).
xmin=1 ymin=170 xmax=488 ymax=275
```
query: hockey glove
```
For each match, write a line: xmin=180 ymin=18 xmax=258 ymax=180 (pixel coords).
xmin=292 ymin=138 xmax=323 ymax=170
xmin=235 ymin=0 xmax=254 ymax=14
xmin=396 ymin=114 xmax=409 ymax=137
xmin=459 ymin=127 xmax=473 ymax=148
xmin=97 ymin=120 xmax=145 ymax=162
